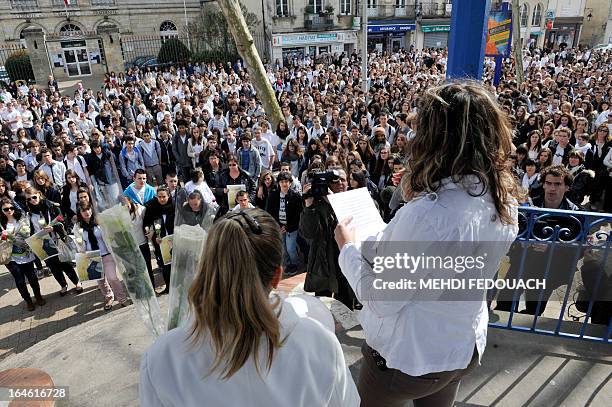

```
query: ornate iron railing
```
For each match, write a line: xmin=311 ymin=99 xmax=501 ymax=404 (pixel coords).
xmin=488 ymin=207 xmax=611 ymax=343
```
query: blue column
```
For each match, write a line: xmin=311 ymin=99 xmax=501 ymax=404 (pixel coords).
xmin=446 ymin=0 xmax=491 ymax=80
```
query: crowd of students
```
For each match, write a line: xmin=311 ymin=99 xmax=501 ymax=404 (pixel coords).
xmin=1 ymin=44 xmax=612 ymax=314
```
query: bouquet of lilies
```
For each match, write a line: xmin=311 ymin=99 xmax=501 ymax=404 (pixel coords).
xmin=97 ymin=204 xmax=165 ymax=337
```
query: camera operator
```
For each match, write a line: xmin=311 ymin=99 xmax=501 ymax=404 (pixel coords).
xmin=299 ymin=168 xmax=357 ymax=310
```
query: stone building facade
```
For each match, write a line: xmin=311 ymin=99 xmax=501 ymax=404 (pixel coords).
xmin=1 ymin=0 xmax=201 ymax=82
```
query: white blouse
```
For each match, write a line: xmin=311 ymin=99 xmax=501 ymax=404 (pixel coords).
xmin=140 ymin=295 xmax=359 ymax=407
xmin=339 ymin=176 xmax=518 ymax=376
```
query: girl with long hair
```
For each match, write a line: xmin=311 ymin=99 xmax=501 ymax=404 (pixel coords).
xmin=60 ymin=170 xmax=88 ymax=230
xmin=187 ymin=126 xmax=206 ymax=169
xmin=280 ymin=138 xmax=305 ymax=179
xmin=537 ymin=147 xmax=553 ymax=169
xmin=74 ymin=203 xmax=129 ymax=310
xmin=256 ymin=170 xmax=276 ymax=210
xmin=522 ymin=130 xmax=542 ymax=160
xmin=32 ymin=170 xmax=61 ymax=204
xmin=25 ymin=187 xmax=82 ymax=296
xmin=1 ymin=198 xmax=46 ymax=311
xmin=335 ymin=82 xmax=519 ymax=407
xmin=140 ymin=209 xmax=359 ymax=405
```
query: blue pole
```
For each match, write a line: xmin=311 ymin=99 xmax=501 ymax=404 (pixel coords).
xmin=493 ymin=56 xmax=503 ymax=85
xmin=446 ymin=0 xmax=492 ymax=80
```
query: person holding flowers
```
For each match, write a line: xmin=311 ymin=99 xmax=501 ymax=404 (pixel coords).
xmin=74 ymin=203 xmax=129 ymax=310
xmin=143 ymin=186 xmax=175 ymax=294
xmin=25 ymin=186 xmax=82 ymax=296
xmin=0 ymin=198 xmax=46 ymax=311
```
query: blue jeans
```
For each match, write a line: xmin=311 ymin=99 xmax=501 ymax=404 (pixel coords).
xmin=283 ymin=230 xmax=299 ymax=267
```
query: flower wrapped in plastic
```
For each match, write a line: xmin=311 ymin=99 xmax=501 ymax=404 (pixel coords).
xmin=167 ymin=191 xmax=218 ymax=331
xmin=97 ymin=204 xmax=165 ymax=336
xmin=167 ymin=224 xmax=208 ymax=330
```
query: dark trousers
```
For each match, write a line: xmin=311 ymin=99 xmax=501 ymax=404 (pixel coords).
xmin=604 ymin=176 xmax=612 ymax=213
xmin=139 ymin=243 xmax=156 ymax=289
xmin=358 ymin=343 xmax=479 ymax=407
xmin=178 ymin=165 xmax=193 ymax=183
xmin=152 ymin=240 xmax=171 ymax=289
xmin=45 ymin=255 xmax=79 ymax=288
xmin=315 ymin=273 xmax=357 ymax=310
xmin=7 ymin=261 xmax=41 ymax=303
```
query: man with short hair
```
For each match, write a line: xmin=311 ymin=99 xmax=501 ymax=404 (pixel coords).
xmin=232 ymin=190 xmax=255 ymax=211
xmin=119 ymin=136 xmax=145 ymax=187
xmin=171 ymin=119 xmax=192 ymax=182
xmin=123 ymin=168 xmax=156 ymax=205
xmin=550 ymin=128 xmax=573 ymax=165
xmin=266 ymin=172 xmax=303 ymax=275
xmin=138 ymin=132 xmax=163 ymax=186
xmin=497 ymin=165 xmax=581 ymax=316
xmin=236 ymin=133 xmax=262 ymax=181
xmin=252 ymin=126 xmax=276 ymax=170
xmin=86 ymin=141 xmax=121 ymax=210
xmin=38 ymin=148 xmax=67 ymax=187
xmin=63 ymin=143 xmax=91 ymax=185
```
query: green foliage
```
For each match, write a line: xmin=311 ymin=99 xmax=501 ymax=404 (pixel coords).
xmin=188 ymin=3 xmax=259 ymax=56
xmin=4 ymin=50 xmax=34 ymax=82
xmin=157 ymin=38 xmax=191 ymax=63
xmin=191 ymin=49 xmax=240 ymax=64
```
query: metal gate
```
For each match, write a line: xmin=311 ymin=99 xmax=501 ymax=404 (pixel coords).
xmin=423 ymin=32 xmax=449 ymax=49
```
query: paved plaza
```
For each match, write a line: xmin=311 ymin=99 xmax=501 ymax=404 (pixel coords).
xmin=0 ymin=269 xmax=610 ymax=406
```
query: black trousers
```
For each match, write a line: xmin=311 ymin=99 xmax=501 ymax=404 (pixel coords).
xmin=152 ymin=240 xmax=171 ymax=288
xmin=44 ymin=255 xmax=79 ymax=288
xmin=139 ymin=243 xmax=156 ymax=289
xmin=7 ymin=261 xmax=41 ymax=302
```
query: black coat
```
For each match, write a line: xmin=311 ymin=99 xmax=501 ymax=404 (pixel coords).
xmin=214 ymin=168 xmax=256 ymax=214
xmin=299 ymin=200 xmax=340 ymax=293
xmin=143 ymin=198 xmax=175 ymax=238
xmin=265 ymin=188 xmax=303 ymax=233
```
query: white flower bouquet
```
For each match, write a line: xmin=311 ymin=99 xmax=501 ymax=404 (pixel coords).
xmin=97 ymin=204 xmax=165 ymax=336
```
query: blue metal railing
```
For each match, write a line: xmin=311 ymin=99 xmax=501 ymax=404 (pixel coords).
xmin=488 ymin=207 xmax=611 ymax=343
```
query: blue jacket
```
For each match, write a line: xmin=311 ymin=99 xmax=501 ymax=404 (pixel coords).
xmin=119 ymin=147 xmax=145 ymax=179
xmin=123 ymin=182 xmax=156 ymax=205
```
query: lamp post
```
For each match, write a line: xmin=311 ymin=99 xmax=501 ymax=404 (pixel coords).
xmin=183 ymin=0 xmax=191 ymax=49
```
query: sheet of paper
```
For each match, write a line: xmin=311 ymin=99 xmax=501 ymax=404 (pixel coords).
xmin=327 ymin=187 xmax=386 ymax=242
xmin=227 ymin=184 xmax=246 ymax=207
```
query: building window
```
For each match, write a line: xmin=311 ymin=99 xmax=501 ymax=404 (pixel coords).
xmin=60 ymin=23 xmax=82 ymax=34
xmin=367 ymin=0 xmax=377 ymax=8
xmin=519 ymin=3 xmax=529 ymax=27
xmin=395 ymin=0 xmax=405 ymax=8
xmin=308 ymin=0 xmax=322 ymax=13
xmin=160 ymin=21 xmax=178 ymax=40
xmin=531 ymin=3 xmax=542 ymax=26
xmin=341 ymin=0 xmax=351 ymax=14
xmin=276 ymin=0 xmax=289 ymax=16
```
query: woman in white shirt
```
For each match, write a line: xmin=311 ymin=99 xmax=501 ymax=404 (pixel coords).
xmin=140 ymin=209 xmax=359 ymax=406
xmin=74 ymin=203 xmax=128 ymax=310
xmin=335 ymin=82 xmax=519 ymax=407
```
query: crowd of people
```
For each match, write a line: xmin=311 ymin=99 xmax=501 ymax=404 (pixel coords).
xmin=0 ymin=44 xmax=611 ymax=316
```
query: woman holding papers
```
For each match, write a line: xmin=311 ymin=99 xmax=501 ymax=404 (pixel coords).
xmin=335 ymin=82 xmax=520 ymax=407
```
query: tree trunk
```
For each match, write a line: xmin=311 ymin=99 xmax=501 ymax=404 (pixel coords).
xmin=511 ymin=0 xmax=525 ymax=86
xmin=216 ymin=0 xmax=283 ymax=129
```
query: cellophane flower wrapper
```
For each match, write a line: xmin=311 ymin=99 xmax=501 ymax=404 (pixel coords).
xmin=97 ymin=204 xmax=165 ymax=337
xmin=167 ymin=224 xmax=208 ymax=331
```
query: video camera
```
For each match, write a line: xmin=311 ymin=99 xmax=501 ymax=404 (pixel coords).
xmin=305 ymin=170 xmax=341 ymax=199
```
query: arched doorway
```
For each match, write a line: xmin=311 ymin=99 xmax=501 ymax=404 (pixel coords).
xmin=59 ymin=23 xmax=92 ymax=77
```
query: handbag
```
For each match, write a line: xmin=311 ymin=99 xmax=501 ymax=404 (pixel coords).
xmin=57 ymin=235 xmax=78 ymax=263
xmin=0 ymin=241 xmax=12 ymax=265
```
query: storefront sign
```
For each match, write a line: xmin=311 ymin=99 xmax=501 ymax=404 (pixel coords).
xmin=368 ymin=23 xmax=416 ymax=33
xmin=421 ymin=25 xmax=450 ymax=33
xmin=272 ymin=33 xmax=338 ymax=46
